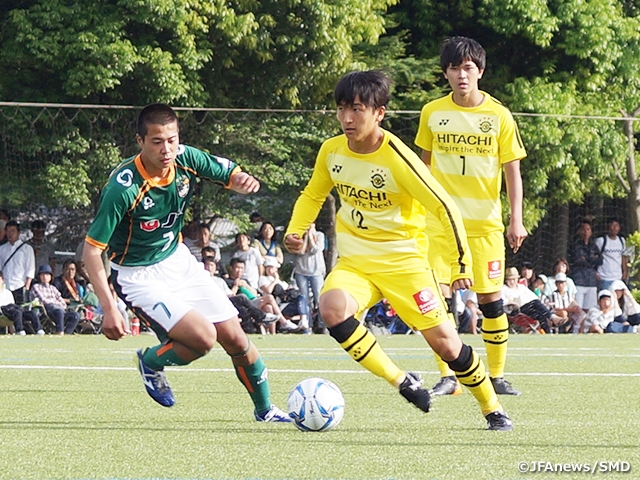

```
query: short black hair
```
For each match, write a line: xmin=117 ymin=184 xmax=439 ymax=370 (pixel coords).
xmin=334 ymin=70 xmax=391 ymax=110
xmin=31 ymin=219 xmax=46 ymax=230
xmin=5 ymin=220 xmax=19 ymax=230
xmin=229 ymin=257 xmax=245 ymax=267
xmin=606 ymin=216 xmax=620 ymax=225
xmin=136 ymin=103 xmax=179 ymax=139
xmin=440 ymin=36 xmax=486 ymax=72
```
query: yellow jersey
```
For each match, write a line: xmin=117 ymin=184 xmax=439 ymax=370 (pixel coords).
xmin=415 ymin=92 xmax=526 ymax=236
xmin=285 ymin=129 xmax=472 ymax=282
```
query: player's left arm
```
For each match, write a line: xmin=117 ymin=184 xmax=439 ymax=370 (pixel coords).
xmin=503 ymin=160 xmax=527 ymax=253
xmin=398 ymin=150 xmax=473 ymax=288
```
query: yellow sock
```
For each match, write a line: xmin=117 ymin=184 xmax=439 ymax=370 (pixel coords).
xmin=455 ymin=349 xmax=501 ymax=415
xmin=481 ymin=313 xmax=509 ymax=378
xmin=339 ymin=323 xmax=404 ymax=386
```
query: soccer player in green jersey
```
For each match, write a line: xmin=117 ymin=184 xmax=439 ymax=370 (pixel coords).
xmin=415 ymin=36 xmax=527 ymax=397
xmin=285 ymin=70 xmax=512 ymax=430
xmin=83 ymin=104 xmax=290 ymax=422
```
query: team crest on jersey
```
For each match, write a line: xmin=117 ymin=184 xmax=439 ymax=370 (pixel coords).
xmin=370 ymin=168 xmax=386 ymax=189
xmin=140 ymin=219 xmax=160 ymax=232
xmin=176 ymin=175 xmax=190 ymax=198
xmin=116 ymin=168 xmax=133 ymax=187
xmin=412 ymin=287 xmax=438 ymax=314
xmin=478 ymin=117 xmax=493 ymax=133
xmin=488 ymin=260 xmax=502 ymax=279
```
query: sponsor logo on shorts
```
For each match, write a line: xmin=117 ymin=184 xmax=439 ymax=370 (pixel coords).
xmin=488 ymin=260 xmax=502 ymax=279
xmin=140 ymin=219 xmax=160 ymax=232
xmin=413 ymin=287 xmax=438 ymax=314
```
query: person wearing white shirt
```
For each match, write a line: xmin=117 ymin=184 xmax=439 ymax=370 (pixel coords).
xmin=0 ymin=221 xmax=35 ymax=304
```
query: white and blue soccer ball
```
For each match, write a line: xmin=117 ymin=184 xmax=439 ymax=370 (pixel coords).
xmin=287 ymin=377 xmax=345 ymax=432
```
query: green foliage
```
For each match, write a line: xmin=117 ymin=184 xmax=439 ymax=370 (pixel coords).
xmin=625 ymin=230 xmax=640 ymax=283
xmin=379 ymin=0 xmax=640 ymax=231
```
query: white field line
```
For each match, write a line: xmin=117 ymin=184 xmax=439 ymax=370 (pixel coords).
xmin=0 ymin=364 xmax=638 ymax=377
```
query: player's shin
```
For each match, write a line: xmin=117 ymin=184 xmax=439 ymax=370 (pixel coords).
xmin=434 ymin=306 xmax=457 ymax=377
xmin=230 ymin=345 xmax=271 ymax=413
xmin=448 ymin=344 xmax=501 ymax=415
xmin=142 ymin=341 xmax=195 ymax=370
xmin=479 ymin=300 xmax=509 ymax=378
xmin=329 ymin=316 xmax=404 ymax=386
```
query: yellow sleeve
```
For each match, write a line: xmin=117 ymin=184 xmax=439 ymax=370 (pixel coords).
xmin=285 ymin=142 xmax=335 ymax=238
xmin=394 ymin=142 xmax=473 ymax=283
xmin=414 ymin=102 xmax=434 ymax=152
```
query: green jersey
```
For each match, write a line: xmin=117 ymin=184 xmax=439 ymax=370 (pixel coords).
xmin=86 ymin=145 xmax=239 ymax=266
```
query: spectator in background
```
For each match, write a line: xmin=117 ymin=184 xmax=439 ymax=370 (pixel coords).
xmin=543 ymin=258 xmax=577 ymax=300
xmin=595 ymin=217 xmax=628 ymax=291
xmin=502 ymin=267 xmax=564 ymax=333
xmin=0 ymin=269 xmax=44 ymax=335
xmin=252 ymin=221 xmax=284 ymax=265
xmin=259 ymin=256 xmax=310 ymax=333
xmin=293 ymin=223 xmax=326 ymax=332
xmin=30 ymin=264 xmax=80 ymax=335
xmin=518 ymin=262 xmax=535 ymax=288
xmin=186 ymin=223 xmax=221 ymax=262
xmin=550 ymin=273 xmax=586 ymax=333
xmin=29 ymin=219 xmax=56 ymax=272
xmin=53 ymin=259 xmax=86 ymax=306
xmin=583 ymin=289 xmax=632 ymax=333
xmin=225 ymin=257 xmax=298 ymax=333
xmin=249 ymin=211 xmax=264 ymax=237
xmin=231 ymin=233 xmax=263 ymax=289
xmin=531 ymin=274 xmax=549 ymax=304
xmin=0 ymin=219 xmax=6 ymax=245
xmin=610 ymin=280 xmax=640 ymax=329
xmin=0 ymin=221 xmax=35 ymax=304
xmin=569 ymin=219 xmax=602 ymax=311
xmin=202 ymin=256 xmax=278 ymax=334
xmin=456 ymin=289 xmax=480 ymax=334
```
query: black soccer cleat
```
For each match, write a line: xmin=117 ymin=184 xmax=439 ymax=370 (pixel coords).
xmin=429 ymin=375 xmax=463 ymax=396
xmin=485 ymin=410 xmax=513 ymax=431
xmin=491 ymin=377 xmax=521 ymax=396
xmin=399 ymin=372 xmax=431 ymax=412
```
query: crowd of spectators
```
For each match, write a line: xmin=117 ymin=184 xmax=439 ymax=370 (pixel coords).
xmin=504 ymin=216 xmax=639 ymax=334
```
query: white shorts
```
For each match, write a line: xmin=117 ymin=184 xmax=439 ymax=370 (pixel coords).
xmin=111 ymin=243 xmax=238 ymax=333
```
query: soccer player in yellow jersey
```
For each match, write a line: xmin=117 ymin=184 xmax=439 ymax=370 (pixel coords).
xmin=415 ymin=37 xmax=527 ymax=397
xmin=285 ymin=70 xmax=512 ymax=430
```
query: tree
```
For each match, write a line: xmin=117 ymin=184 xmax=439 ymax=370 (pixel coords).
xmin=373 ymin=0 xmax=640 ymax=243
xmin=0 ymin=0 xmax=395 ymax=211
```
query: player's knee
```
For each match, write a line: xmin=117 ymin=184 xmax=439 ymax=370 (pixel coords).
xmin=319 ymin=290 xmax=354 ymax=327
xmin=446 ymin=343 xmax=473 ymax=372
xmin=479 ymin=299 xmax=504 ymax=319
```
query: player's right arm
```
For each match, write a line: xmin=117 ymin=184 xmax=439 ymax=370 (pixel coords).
xmin=83 ymin=178 xmax=131 ymax=340
xmin=284 ymin=143 xmax=335 ymax=253
xmin=83 ymin=242 xmax=128 ymax=340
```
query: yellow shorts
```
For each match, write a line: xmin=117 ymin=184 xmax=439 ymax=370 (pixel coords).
xmin=321 ymin=260 xmax=448 ymax=331
xmin=428 ymin=229 xmax=505 ymax=295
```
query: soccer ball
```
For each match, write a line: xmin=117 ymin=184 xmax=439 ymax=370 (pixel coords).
xmin=287 ymin=377 xmax=345 ymax=432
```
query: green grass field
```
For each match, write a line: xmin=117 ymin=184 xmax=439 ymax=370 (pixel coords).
xmin=0 ymin=332 xmax=639 ymax=480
